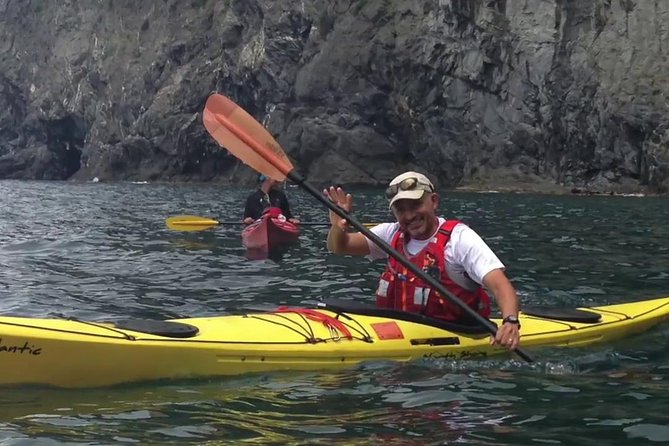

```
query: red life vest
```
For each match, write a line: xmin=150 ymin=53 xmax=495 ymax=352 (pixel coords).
xmin=375 ymin=220 xmax=491 ymax=322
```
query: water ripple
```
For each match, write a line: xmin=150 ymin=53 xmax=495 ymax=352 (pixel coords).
xmin=1 ymin=181 xmax=669 ymax=445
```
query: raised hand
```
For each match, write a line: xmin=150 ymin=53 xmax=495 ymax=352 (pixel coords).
xmin=323 ymin=186 xmax=352 ymax=231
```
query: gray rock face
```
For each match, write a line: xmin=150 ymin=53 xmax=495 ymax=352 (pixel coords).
xmin=0 ymin=0 xmax=667 ymax=193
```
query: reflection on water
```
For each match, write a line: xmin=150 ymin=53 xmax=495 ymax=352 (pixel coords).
xmin=0 ymin=181 xmax=668 ymax=444
xmin=244 ymin=243 xmax=297 ymax=262
xmin=2 ymin=361 xmax=668 ymax=445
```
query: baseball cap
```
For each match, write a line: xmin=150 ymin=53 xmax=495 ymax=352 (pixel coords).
xmin=386 ymin=171 xmax=435 ymax=208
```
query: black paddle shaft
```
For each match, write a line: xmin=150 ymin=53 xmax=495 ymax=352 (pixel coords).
xmin=288 ymin=171 xmax=534 ymax=363
xmin=217 ymin=221 xmax=331 ymax=226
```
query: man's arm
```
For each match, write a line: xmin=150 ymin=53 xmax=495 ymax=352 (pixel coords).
xmin=326 ymin=224 xmax=371 ymax=255
xmin=453 ymin=224 xmax=520 ymax=349
xmin=482 ymin=269 xmax=521 ymax=350
xmin=482 ymin=269 xmax=519 ymax=319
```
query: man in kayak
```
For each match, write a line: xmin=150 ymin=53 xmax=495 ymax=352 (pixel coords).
xmin=323 ymin=171 xmax=521 ymax=350
xmin=243 ymin=174 xmax=300 ymax=225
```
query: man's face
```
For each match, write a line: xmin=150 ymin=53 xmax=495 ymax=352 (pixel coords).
xmin=391 ymin=193 xmax=439 ymax=240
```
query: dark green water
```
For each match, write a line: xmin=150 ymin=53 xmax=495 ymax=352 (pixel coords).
xmin=1 ymin=180 xmax=668 ymax=445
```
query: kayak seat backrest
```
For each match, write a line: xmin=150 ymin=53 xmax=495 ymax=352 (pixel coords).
xmin=318 ymin=299 xmax=492 ymax=335
xmin=521 ymin=306 xmax=602 ymax=323
xmin=113 ymin=319 xmax=200 ymax=338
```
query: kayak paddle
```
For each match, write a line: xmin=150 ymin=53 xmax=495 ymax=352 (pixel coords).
xmin=166 ymin=215 xmax=378 ymax=231
xmin=201 ymin=93 xmax=533 ymax=363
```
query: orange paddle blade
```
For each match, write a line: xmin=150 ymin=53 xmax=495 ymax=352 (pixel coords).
xmin=203 ymin=94 xmax=293 ymax=181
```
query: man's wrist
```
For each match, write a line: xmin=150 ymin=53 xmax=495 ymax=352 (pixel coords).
xmin=502 ymin=315 xmax=521 ymax=327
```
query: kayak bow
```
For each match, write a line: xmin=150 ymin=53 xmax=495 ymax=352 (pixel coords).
xmin=241 ymin=212 xmax=299 ymax=251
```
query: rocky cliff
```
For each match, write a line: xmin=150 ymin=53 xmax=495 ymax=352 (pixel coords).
xmin=0 ymin=0 xmax=667 ymax=193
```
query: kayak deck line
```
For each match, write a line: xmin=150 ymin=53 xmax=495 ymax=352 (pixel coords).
xmin=594 ymin=303 xmax=669 ymax=320
xmin=518 ymin=312 xmax=623 ymax=335
xmin=0 ymin=318 xmax=136 ymax=341
xmin=516 ymin=300 xmax=669 ymax=332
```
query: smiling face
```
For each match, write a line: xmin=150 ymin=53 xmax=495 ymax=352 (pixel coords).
xmin=391 ymin=192 xmax=439 ymax=240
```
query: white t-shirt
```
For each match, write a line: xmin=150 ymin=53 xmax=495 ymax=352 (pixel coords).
xmin=366 ymin=218 xmax=504 ymax=290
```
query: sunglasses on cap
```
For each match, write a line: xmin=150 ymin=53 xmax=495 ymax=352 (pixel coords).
xmin=385 ymin=177 xmax=435 ymax=199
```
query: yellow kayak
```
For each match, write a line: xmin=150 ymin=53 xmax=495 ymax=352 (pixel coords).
xmin=1 ymin=297 xmax=668 ymax=388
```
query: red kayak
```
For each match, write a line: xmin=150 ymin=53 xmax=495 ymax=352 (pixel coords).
xmin=242 ymin=207 xmax=300 ymax=252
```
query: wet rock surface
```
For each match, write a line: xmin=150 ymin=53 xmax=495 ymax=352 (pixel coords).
xmin=0 ymin=0 xmax=667 ymax=193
